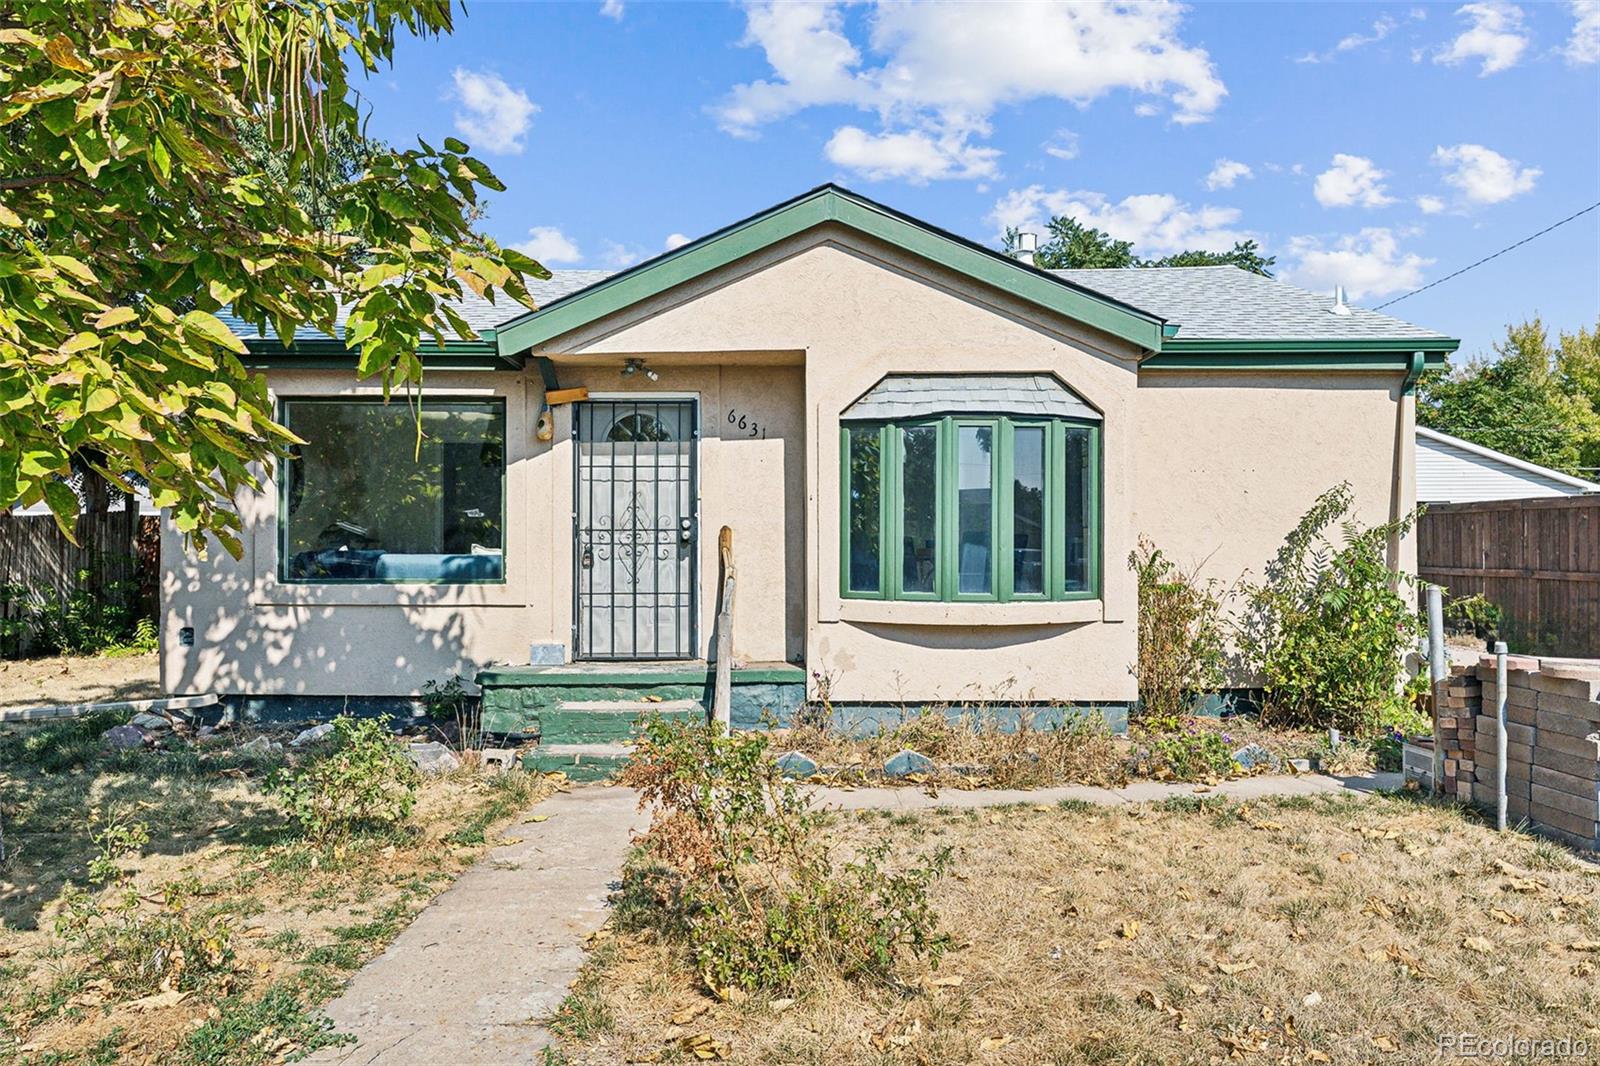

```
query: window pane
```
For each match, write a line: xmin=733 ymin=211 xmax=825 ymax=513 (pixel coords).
xmin=846 ymin=426 xmax=882 ymax=593
xmin=1012 ymin=426 xmax=1045 ymax=594
xmin=900 ymin=425 xmax=938 ymax=594
xmin=282 ymin=400 xmax=505 ymax=582
xmin=1063 ymin=426 xmax=1092 ymax=593
xmin=957 ymin=425 xmax=993 ymax=595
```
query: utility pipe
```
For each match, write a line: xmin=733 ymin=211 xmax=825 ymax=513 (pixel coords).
xmin=1495 ymin=640 xmax=1508 ymax=832
xmin=1426 ymin=584 xmax=1446 ymax=797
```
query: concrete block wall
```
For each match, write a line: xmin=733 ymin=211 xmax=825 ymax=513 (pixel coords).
xmin=1468 ymin=656 xmax=1600 ymax=851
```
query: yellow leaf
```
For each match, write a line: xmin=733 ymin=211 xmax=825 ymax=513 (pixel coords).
xmin=1462 ymin=936 xmax=1493 ymax=954
xmin=1337 ymin=852 xmax=1356 ymax=863
xmin=44 ymin=33 xmax=91 ymax=73
xmin=181 ymin=309 xmax=247 ymax=354
xmin=60 ymin=331 xmax=99 ymax=354
xmin=1121 ymin=919 xmax=1140 ymax=940
xmin=1570 ymin=940 xmax=1600 ymax=952
xmin=925 ymin=974 xmax=963 ymax=988
xmin=0 ymin=202 xmax=21 ymax=227
xmin=524 ymin=814 xmax=550 ymax=823
xmin=670 ymin=1002 xmax=708 ymax=1025
xmin=1373 ymin=1034 xmax=1398 ymax=1052
xmin=1488 ymin=907 xmax=1522 ymax=926
xmin=1216 ymin=960 xmax=1256 ymax=975
xmin=94 ymin=306 xmax=137 ymax=329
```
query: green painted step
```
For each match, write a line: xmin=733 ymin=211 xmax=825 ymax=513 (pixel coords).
xmin=540 ymin=699 xmax=704 ymax=744
xmin=522 ymin=742 xmax=633 ymax=783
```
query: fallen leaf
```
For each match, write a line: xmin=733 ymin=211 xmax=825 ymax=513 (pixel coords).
xmin=925 ymin=974 xmax=964 ymax=988
xmin=671 ymin=1002 xmax=709 ymax=1025
xmin=1302 ymin=991 xmax=1322 ymax=1007
xmin=1362 ymin=896 xmax=1394 ymax=920
xmin=1121 ymin=919 xmax=1140 ymax=940
xmin=1463 ymin=936 xmax=1494 ymax=954
xmin=524 ymin=814 xmax=551 ymax=823
xmin=1373 ymin=1034 xmax=1398 ymax=1052
xmin=1489 ymin=907 xmax=1523 ymax=926
xmin=1338 ymin=852 xmax=1356 ymax=864
xmin=1570 ymin=940 xmax=1600 ymax=952
xmin=979 ymin=1034 xmax=1013 ymax=1052
xmin=678 ymin=1033 xmax=730 ymax=1060
xmin=1216 ymin=960 xmax=1257 ymax=976
xmin=498 ymin=837 xmax=524 ymax=846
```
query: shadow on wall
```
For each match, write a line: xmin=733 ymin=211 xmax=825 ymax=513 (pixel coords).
xmin=160 ymin=552 xmax=479 ymax=699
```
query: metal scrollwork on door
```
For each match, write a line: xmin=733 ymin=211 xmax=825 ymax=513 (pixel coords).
xmin=587 ymin=491 xmax=676 ymax=585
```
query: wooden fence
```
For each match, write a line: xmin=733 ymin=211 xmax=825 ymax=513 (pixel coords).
xmin=1418 ymin=496 xmax=1600 ymax=658
xmin=0 ymin=510 xmax=159 ymax=652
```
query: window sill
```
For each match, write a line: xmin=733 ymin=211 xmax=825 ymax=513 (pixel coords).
xmin=835 ymin=598 xmax=1103 ymax=627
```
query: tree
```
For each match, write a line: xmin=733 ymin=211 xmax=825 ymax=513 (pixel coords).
xmin=1004 ymin=217 xmax=1276 ymax=276
xmin=0 ymin=2 xmax=544 ymax=557
xmin=1416 ymin=318 xmax=1600 ymax=476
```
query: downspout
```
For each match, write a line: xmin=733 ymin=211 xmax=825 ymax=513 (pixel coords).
xmin=1401 ymin=350 xmax=1426 ymax=395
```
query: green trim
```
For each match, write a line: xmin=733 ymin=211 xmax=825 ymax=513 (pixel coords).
xmin=243 ymin=336 xmax=516 ymax=372
xmin=1161 ymin=337 xmax=1458 ymax=354
xmin=1139 ymin=350 xmax=1452 ymax=372
xmin=476 ymin=662 xmax=806 ymax=687
xmin=275 ymin=396 xmax=510 ymax=586
xmin=1401 ymin=350 xmax=1427 ymax=395
xmin=841 ymin=414 xmax=1101 ymax=604
xmin=494 ymin=184 xmax=1169 ymax=355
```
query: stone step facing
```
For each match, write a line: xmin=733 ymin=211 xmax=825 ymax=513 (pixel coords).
xmin=526 ymin=698 xmax=705 ymax=781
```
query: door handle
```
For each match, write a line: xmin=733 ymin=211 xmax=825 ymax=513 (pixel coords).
xmin=580 ymin=545 xmax=594 ymax=569
xmin=679 ymin=518 xmax=692 ymax=544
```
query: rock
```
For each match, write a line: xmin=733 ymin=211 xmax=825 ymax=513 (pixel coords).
xmin=196 ymin=725 xmax=216 ymax=739
xmin=883 ymin=749 xmax=935 ymax=778
xmin=239 ymin=735 xmax=283 ymax=756
xmin=407 ymin=741 xmax=461 ymax=774
xmin=290 ymin=722 xmax=336 ymax=747
xmin=773 ymin=750 xmax=819 ymax=777
xmin=1233 ymin=743 xmax=1279 ymax=771
xmin=129 ymin=712 xmax=173 ymax=732
xmin=480 ymin=747 xmax=518 ymax=771
xmin=1287 ymin=758 xmax=1312 ymax=774
xmin=102 ymin=724 xmax=147 ymax=750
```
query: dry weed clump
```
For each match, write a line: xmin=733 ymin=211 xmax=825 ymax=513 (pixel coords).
xmin=780 ymin=705 xmax=1128 ymax=789
xmin=561 ymin=792 xmax=1600 ymax=1065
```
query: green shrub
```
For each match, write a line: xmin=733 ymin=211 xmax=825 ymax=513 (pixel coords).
xmin=269 ymin=717 xmax=419 ymax=842
xmin=618 ymin=716 xmax=952 ymax=995
xmin=1136 ymin=727 xmax=1239 ymax=781
xmin=24 ymin=568 xmax=149 ymax=656
xmin=1239 ymin=483 xmax=1418 ymax=735
xmin=179 ymin=982 xmax=352 ymax=1066
xmin=1129 ymin=537 xmax=1229 ymax=722
xmin=1441 ymin=592 xmax=1502 ymax=638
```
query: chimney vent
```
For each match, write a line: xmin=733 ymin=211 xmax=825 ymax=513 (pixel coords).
xmin=1329 ymin=285 xmax=1353 ymax=316
xmin=1012 ymin=231 xmax=1038 ymax=264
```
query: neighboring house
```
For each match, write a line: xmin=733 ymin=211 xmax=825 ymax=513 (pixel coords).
xmin=1416 ymin=426 xmax=1599 ymax=504
xmin=161 ymin=185 xmax=1459 ymax=726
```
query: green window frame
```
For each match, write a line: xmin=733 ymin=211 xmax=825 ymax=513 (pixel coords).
xmin=840 ymin=416 xmax=1101 ymax=603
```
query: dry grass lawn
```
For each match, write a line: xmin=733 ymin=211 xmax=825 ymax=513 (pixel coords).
xmin=0 ymin=652 xmax=162 ymax=711
xmin=0 ymin=718 xmax=557 ymax=1065
xmin=562 ymin=792 xmax=1600 ymax=1065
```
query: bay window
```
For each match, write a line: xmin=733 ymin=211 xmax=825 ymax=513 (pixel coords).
xmin=840 ymin=375 xmax=1100 ymax=603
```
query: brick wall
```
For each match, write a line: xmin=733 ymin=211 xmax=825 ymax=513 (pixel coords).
xmin=1460 ymin=656 xmax=1600 ymax=852
xmin=1435 ymin=670 xmax=1478 ymax=803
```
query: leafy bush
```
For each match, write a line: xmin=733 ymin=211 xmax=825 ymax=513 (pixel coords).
xmin=1239 ymin=484 xmax=1418 ymax=735
xmin=269 ymin=717 xmax=419 ymax=843
xmin=422 ymin=673 xmax=482 ymax=752
xmin=1129 ymin=537 xmax=1229 ymax=722
xmin=23 ymin=569 xmax=151 ymax=656
xmin=1133 ymin=724 xmax=1239 ymax=781
xmin=1442 ymin=592 xmax=1502 ymax=638
xmin=617 ymin=716 xmax=952 ymax=995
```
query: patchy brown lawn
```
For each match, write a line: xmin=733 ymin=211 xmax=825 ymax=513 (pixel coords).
xmin=0 ymin=652 xmax=161 ymax=711
xmin=561 ymin=793 xmax=1600 ymax=1065
xmin=0 ymin=717 xmax=557 ymax=1065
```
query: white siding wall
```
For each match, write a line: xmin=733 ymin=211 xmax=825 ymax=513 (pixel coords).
xmin=1417 ymin=432 xmax=1594 ymax=503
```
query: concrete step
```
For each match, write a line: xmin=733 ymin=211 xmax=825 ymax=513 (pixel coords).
xmin=522 ymin=742 xmax=633 ymax=783
xmin=542 ymin=699 xmax=705 ymax=744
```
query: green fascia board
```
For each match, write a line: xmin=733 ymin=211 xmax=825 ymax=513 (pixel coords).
xmin=241 ymin=336 xmax=516 ymax=372
xmin=1159 ymin=336 xmax=1459 ymax=354
xmin=1140 ymin=349 xmax=1453 ymax=372
xmin=492 ymin=184 xmax=1171 ymax=355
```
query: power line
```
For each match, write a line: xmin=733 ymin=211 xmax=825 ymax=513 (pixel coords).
xmin=1373 ymin=200 xmax=1600 ymax=311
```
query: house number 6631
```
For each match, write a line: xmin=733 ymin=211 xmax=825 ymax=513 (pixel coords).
xmin=726 ymin=409 xmax=768 ymax=439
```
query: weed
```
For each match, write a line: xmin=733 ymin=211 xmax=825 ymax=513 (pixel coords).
xmin=1129 ymin=536 xmax=1229 ymax=721
xmin=269 ymin=717 xmax=419 ymax=843
xmin=179 ymin=982 xmax=352 ymax=1066
xmin=1056 ymin=798 xmax=1096 ymax=814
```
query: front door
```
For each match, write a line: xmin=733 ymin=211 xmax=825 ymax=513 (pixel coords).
xmin=574 ymin=399 xmax=698 ymax=660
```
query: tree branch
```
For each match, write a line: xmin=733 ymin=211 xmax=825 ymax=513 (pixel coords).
xmin=0 ymin=173 xmax=90 ymax=192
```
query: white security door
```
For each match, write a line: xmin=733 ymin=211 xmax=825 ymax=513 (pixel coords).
xmin=574 ymin=400 xmax=697 ymax=660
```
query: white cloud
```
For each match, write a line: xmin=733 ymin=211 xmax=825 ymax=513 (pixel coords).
xmin=598 ymin=240 xmax=649 ymax=269
xmin=450 ymin=69 xmax=538 ymax=154
xmin=1284 ymin=228 xmax=1432 ymax=301
xmin=1564 ymin=0 xmax=1600 ymax=63
xmin=664 ymin=233 xmax=693 ymax=251
xmin=1416 ymin=195 xmax=1447 ymax=214
xmin=514 ymin=226 xmax=582 ymax=265
xmin=715 ymin=1 xmax=1226 ymax=181
xmin=824 ymin=125 xmax=999 ymax=182
xmin=1434 ymin=2 xmax=1528 ymax=75
xmin=1313 ymin=154 xmax=1396 ymax=208
xmin=1297 ymin=13 xmax=1402 ymax=63
xmin=1043 ymin=129 xmax=1080 ymax=161
xmin=600 ymin=0 xmax=624 ymax=20
xmin=1432 ymin=143 xmax=1540 ymax=205
xmin=989 ymin=186 xmax=1250 ymax=256
xmin=1205 ymin=159 xmax=1253 ymax=191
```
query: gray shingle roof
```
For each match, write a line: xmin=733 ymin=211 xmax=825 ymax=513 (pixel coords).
xmin=1052 ymin=265 xmax=1450 ymax=342
xmin=842 ymin=373 xmax=1100 ymax=421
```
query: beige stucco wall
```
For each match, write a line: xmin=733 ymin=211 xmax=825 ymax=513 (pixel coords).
xmin=162 ymin=225 xmax=1416 ymax=705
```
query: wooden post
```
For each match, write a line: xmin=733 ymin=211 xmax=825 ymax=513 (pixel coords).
xmin=713 ymin=526 xmax=735 ymax=729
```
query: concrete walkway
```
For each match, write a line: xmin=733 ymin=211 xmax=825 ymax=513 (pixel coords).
xmin=302 ymin=771 xmax=1399 ymax=1064
xmin=303 ymin=785 xmax=649 ymax=1066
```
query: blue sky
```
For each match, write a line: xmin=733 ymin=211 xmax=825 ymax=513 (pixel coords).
xmin=362 ymin=1 xmax=1599 ymax=362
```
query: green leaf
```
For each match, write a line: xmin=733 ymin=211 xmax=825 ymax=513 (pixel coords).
xmin=42 ymin=480 xmax=81 ymax=536
xmin=85 ymin=387 xmax=118 ymax=413
xmin=181 ymin=309 xmax=248 ymax=354
xmin=94 ymin=306 xmax=137 ymax=329
xmin=443 ymin=136 xmax=469 ymax=153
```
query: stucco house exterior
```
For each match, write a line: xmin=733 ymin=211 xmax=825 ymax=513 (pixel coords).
xmin=161 ymin=185 xmax=1460 ymax=730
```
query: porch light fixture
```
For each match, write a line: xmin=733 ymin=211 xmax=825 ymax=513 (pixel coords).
xmin=622 ymin=357 xmax=659 ymax=382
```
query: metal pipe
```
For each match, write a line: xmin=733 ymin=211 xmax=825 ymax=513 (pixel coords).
xmin=1495 ymin=640 xmax=1508 ymax=832
xmin=1426 ymin=584 xmax=1446 ymax=796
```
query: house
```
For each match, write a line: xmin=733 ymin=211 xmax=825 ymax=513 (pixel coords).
xmin=1416 ymin=426 xmax=1599 ymax=504
xmin=161 ymin=185 xmax=1460 ymax=732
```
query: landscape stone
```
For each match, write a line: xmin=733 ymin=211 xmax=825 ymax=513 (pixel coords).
xmin=408 ymin=741 xmax=461 ymax=774
xmin=102 ymin=724 xmax=147 ymax=750
xmin=240 ymin=735 xmax=283 ymax=756
xmin=1233 ymin=744 xmax=1278 ymax=771
xmin=773 ymin=750 xmax=819 ymax=777
xmin=290 ymin=722 xmax=336 ymax=747
xmin=883 ymin=749 xmax=934 ymax=778
xmin=129 ymin=712 xmax=173 ymax=732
